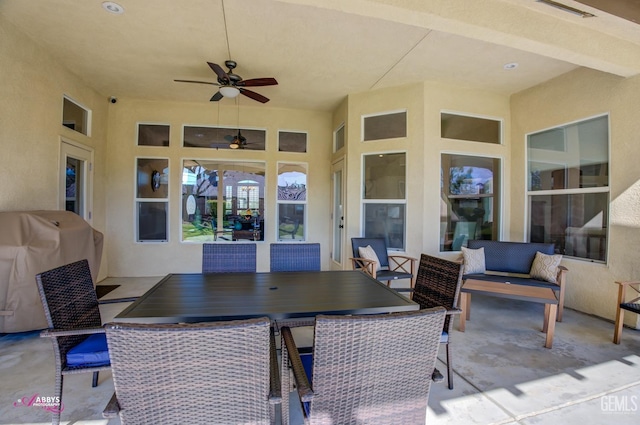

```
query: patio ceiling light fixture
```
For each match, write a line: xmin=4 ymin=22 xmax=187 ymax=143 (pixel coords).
xmin=219 ymin=86 xmax=240 ymax=98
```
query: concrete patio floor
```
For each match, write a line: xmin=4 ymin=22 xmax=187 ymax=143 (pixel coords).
xmin=1 ymin=276 xmax=638 ymax=424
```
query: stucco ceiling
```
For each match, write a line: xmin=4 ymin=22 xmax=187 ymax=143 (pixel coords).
xmin=2 ymin=0 xmax=640 ymax=111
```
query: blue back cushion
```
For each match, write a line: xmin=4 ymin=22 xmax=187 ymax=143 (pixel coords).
xmin=467 ymin=240 xmax=555 ymax=274
xmin=351 ymin=238 xmax=390 ymax=269
xmin=66 ymin=333 xmax=110 ymax=367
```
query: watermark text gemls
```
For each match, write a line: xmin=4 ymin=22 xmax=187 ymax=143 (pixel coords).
xmin=601 ymin=395 xmax=638 ymax=414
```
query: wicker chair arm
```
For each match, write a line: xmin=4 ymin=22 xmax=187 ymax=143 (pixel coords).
xmin=269 ymin=327 xmax=282 ymax=404
xmin=102 ymin=392 xmax=120 ymax=418
xmin=281 ymin=327 xmax=314 ymax=403
xmin=40 ymin=326 xmax=105 ymax=338
xmin=446 ymin=307 xmax=462 ymax=316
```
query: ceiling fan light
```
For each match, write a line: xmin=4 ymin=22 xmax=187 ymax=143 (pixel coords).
xmin=220 ymin=86 xmax=240 ymax=98
xmin=229 ymin=141 xmax=240 ymax=149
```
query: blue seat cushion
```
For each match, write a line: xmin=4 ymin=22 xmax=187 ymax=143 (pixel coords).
xmin=299 ymin=349 xmax=313 ymax=417
xmin=441 ymin=331 xmax=449 ymax=344
xmin=66 ymin=333 xmax=110 ymax=368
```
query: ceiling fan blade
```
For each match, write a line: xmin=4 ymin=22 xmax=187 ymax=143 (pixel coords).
xmin=224 ymin=134 xmax=235 ymax=142
xmin=174 ymin=79 xmax=219 ymax=86
xmin=210 ymin=91 xmax=224 ymax=102
xmin=237 ymin=78 xmax=278 ymax=87
xmin=240 ymin=88 xmax=269 ymax=103
xmin=208 ymin=62 xmax=229 ymax=83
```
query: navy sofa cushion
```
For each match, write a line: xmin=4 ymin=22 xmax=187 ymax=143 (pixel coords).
xmin=467 ymin=240 xmax=554 ymax=274
xmin=463 ymin=273 xmax=559 ymax=289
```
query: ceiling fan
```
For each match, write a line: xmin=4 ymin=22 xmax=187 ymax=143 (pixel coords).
xmin=225 ymin=129 xmax=248 ymax=149
xmin=174 ymin=60 xmax=278 ymax=103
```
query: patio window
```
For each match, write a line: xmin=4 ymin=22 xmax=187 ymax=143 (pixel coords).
xmin=278 ymin=131 xmax=307 ymax=152
xmin=362 ymin=111 xmax=407 ymax=141
xmin=441 ymin=112 xmax=501 ymax=144
xmin=183 ymin=125 xmax=266 ymax=150
xmin=62 ymin=96 xmax=91 ymax=136
xmin=138 ymin=123 xmax=170 ymax=146
xmin=277 ymin=162 xmax=307 ymax=241
xmin=527 ymin=114 xmax=609 ymax=262
xmin=135 ymin=158 xmax=169 ymax=242
xmin=182 ymin=160 xmax=265 ymax=242
xmin=362 ymin=152 xmax=406 ymax=250
xmin=440 ymin=154 xmax=500 ymax=251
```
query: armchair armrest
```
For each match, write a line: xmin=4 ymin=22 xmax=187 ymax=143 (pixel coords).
xmin=281 ymin=326 xmax=314 ymax=403
xmin=446 ymin=307 xmax=462 ymax=316
xmin=98 ymin=296 xmax=139 ymax=305
xmin=388 ymin=254 xmax=417 ymax=288
xmin=349 ymin=257 xmax=378 ymax=279
xmin=40 ymin=326 xmax=105 ymax=338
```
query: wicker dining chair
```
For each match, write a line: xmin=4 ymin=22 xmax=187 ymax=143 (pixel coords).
xmin=35 ymin=259 xmax=112 ymax=425
xmin=270 ymin=243 xmax=321 ymax=272
xmin=411 ymin=253 xmax=464 ymax=390
xmin=103 ymin=318 xmax=281 ymax=424
xmin=280 ymin=307 xmax=446 ymax=425
xmin=202 ymin=243 xmax=257 ymax=272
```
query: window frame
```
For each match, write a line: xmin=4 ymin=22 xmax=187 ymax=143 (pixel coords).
xmin=276 ymin=161 xmax=308 ymax=242
xmin=440 ymin=110 xmax=503 ymax=145
xmin=525 ymin=113 xmax=610 ymax=263
xmin=361 ymin=151 xmax=407 ymax=251
xmin=361 ymin=109 xmax=407 ymax=142
xmin=134 ymin=156 xmax=169 ymax=243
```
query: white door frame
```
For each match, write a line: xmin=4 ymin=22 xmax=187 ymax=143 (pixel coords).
xmin=330 ymin=158 xmax=346 ymax=270
xmin=59 ymin=138 xmax=94 ymax=223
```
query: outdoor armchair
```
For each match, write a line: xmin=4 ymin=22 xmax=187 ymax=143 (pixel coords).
xmin=35 ymin=259 xmax=112 ymax=425
xmin=350 ymin=237 xmax=416 ymax=290
xmin=280 ymin=308 xmax=445 ymax=425
xmin=103 ymin=317 xmax=281 ymax=424
xmin=411 ymin=254 xmax=464 ymax=389
xmin=613 ymin=280 xmax=640 ymax=344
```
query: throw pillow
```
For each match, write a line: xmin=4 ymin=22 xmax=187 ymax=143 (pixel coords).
xmin=529 ymin=251 xmax=562 ymax=284
xmin=461 ymin=246 xmax=486 ymax=275
xmin=358 ymin=245 xmax=381 ymax=271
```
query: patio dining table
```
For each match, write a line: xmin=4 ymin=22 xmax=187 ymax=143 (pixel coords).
xmin=113 ymin=270 xmax=419 ymax=324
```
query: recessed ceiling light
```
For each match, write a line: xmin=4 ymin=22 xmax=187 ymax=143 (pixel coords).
xmin=504 ymin=62 xmax=519 ymax=70
xmin=102 ymin=2 xmax=124 ymax=14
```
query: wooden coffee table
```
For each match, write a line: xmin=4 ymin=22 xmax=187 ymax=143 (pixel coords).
xmin=459 ymin=279 xmax=558 ymax=348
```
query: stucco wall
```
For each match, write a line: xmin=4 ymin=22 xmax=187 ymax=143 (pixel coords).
xmin=511 ymin=67 xmax=640 ymax=328
xmin=0 ymin=15 xmax=109 ymax=280
xmin=104 ymin=99 xmax=332 ymax=276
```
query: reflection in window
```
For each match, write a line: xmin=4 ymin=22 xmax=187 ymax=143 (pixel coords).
xmin=527 ymin=115 xmax=609 ymax=262
xmin=277 ymin=163 xmax=307 ymax=241
xmin=441 ymin=112 xmax=501 ymax=144
xmin=62 ymin=96 xmax=90 ymax=136
xmin=138 ymin=124 xmax=170 ymax=146
xmin=334 ymin=124 xmax=345 ymax=152
xmin=183 ymin=126 xmax=266 ymax=150
xmin=136 ymin=158 xmax=169 ymax=242
xmin=440 ymin=154 xmax=500 ymax=251
xmin=362 ymin=153 xmax=406 ymax=250
xmin=278 ymin=131 xmax=307 ymax=152
xmin=182 ymin=160 xmax=265 ymax=242
xmin=363 ymin=111 xmax=406 ymax=141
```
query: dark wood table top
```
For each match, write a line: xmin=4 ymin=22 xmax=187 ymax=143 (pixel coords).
xmin=113 ymin=270 xmax=419 ymax=324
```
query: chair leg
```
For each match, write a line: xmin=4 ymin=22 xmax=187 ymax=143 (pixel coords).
xmin=52 ymin=372 xmax=63 ymax=425
xmin=613 ymin=307 xmax=625 ymax=344
xmin=92 ymin=371 xmax=99 ymax=387
xmin=446 ymin=342 xmax=453 ymax=390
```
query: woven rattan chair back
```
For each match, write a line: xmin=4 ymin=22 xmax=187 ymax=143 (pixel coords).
xmin=105 ymin=318 xmax=275 ymax=424
xmin=282 ymin=308 xmax=445 ymax=425
xmin=412 ymin=253 xmax=464 ymax=389
xmin=413 ymin=254 xmax=464 ymax=331
xmin=202 ymin=243 xmax=257 ymax=273
xmin=270 ymin=243 xmax=321 ymax=272
xmin=35 ymin=259 xmax=109 ymax=425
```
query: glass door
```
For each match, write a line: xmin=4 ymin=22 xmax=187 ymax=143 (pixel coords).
xmin=59 ymin=140 xmax=93 ymax=223
xmin=331 ymin=159 xmax=345 ymax=269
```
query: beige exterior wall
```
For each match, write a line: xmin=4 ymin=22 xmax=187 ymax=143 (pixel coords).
xmin=105 ymin=99 xmax=332 ymax=275
xmin=0 ymin=16 xmax=109 ymax=280
xmin=2 ymin=13 xmax=638 ymax=327
xmin=511 ymin=68 xmax=640 ymax=328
